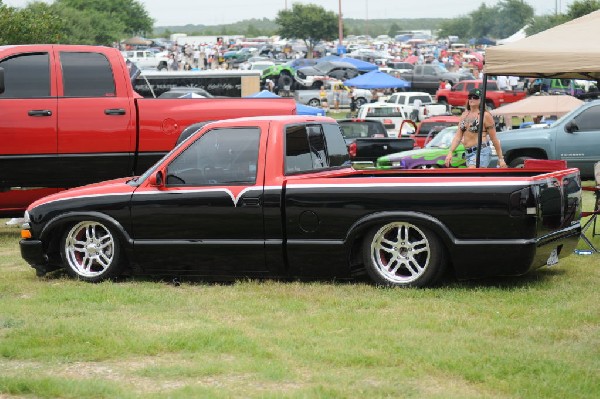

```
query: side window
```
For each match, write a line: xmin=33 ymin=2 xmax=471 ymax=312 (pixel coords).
xmin=285 ymin=124 xmax=328 ymax=174
xmin=0 ymin=53 xmax=50 ymax=98
xmin=60 ymin=52 xmax=116 ymax=97
xmin=572 ymin=105 xmax=600 ymax=131
xmin=166 ymin=128 xmax=260 ymax=186
xmin=453 ymin=82 xmax=464 ymax=91
xmin=323 ymin=123 xmax=350 ymax=167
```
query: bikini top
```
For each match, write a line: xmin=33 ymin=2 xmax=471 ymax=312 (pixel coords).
xmin=459 ymin=114 xmax=482 ymax=133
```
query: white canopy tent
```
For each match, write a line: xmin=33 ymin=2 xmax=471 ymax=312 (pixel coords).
xmin=490 ymin=95 xmax=583 ymax=118
xmin=484 ymin=10 xmax=600 ymax=80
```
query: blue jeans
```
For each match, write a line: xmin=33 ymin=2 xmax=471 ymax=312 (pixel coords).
xmin=465 ymin=145 xmax=492 ymax=167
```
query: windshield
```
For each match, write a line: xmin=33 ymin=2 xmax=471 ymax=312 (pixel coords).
xmin=426 ymin=127 xmax=457 ymax=148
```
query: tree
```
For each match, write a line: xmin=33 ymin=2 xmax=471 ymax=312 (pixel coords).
xmin=492 ymin=0 xmax=534 ymax=39
xmin=469 ymin=3 xmax=496 ymax=39
xmin=275 ymin=3 xmax=339 ymax=58
xmin=0 ymin=1 xmax=62 ymax=45
xmin=387 ymin=22 xmax=400 ymax=38
xmin=566 ymin=0 xmax=600 ymax=19
xmin=437 ymin=16 xmax=472 ymax=40
xmin=55 ymin=0 xmax=153 ymax=36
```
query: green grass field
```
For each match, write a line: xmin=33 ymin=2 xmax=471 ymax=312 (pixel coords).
xmin=1 ymin=190 xmax=599 ymax=398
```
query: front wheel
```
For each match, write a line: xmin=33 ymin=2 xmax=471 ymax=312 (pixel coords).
xmin=61 ymin=221 xmax=123 ymax=282
xmin=355 ymin=97 xmax=368 ymax=108
xmin=362 ymin=221 xmax=446 ymax=287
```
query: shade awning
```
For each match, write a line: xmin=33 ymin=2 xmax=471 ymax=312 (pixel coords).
xmin=490 ymin=95 xmax=583 ymax=118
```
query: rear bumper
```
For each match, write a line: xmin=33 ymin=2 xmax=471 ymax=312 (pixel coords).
xmin=450 ymin=223 xmax=581 ymax=280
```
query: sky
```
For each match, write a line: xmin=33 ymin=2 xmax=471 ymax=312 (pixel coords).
xmin=3 ymin=0 xmax=574 ymax=26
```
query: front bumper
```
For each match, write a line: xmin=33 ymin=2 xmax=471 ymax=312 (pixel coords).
xmin=19 ymin=239 xmax=45 ymax=266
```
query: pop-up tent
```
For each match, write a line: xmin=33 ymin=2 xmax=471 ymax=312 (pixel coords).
xmin=343 ymin=70 xmax=411 ymax=89
xmin=490 ymin=95 xmax=583 ymax=118
xmin=246 ymin=90 xmax=325 ymax=116
xmin=485 ymin=10 xmax=600 ymax=80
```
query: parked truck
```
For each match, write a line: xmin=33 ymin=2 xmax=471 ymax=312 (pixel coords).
xmin=400 ymin=64 xmax=473 ymax=94
xmin=435 ymin=79 xmax=527 ymax=109
xmin=385 ymin=91 xmax=448 ymax=121
xmin=493 ymin=100 xmax=600 ymax=179
xmin=20 ymin=115 xmax=582 ymax=288
xmin=0 ymin=44 xmax=296 ymax=216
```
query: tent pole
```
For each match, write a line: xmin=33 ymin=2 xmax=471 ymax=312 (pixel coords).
xmin=476 ymin=73 xmax=489 ymax=167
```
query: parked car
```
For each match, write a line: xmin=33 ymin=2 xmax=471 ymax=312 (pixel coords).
xmin=410 ymin=115 xmax=461 ymax=148
xmin=377 ymin=126 xmax=469 ymax=169
xmin=356 ymin=102 xmax=414 ymax=136
xmin=385 ymin=61 xmax=414 ymax=73
xmin=338 ymin=119 xmax=415 ymax=162
xmin=121 ymin=50 xmax=168 ymax=70
xmin=385 ymin=92 xmax=448 ymax=122
xmin=435 ymin=79 xmax=527 ymax=110
xmin=157 ymin=87 xmax=215 ymax=98
xmin=293 ymin=80 xmax=372 ymax=108
xmin=295 ymin=61 xmax=359 ymax=89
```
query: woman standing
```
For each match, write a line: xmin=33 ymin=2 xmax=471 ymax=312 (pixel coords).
xmin=444 ymin=88 xmax=507 ymax=168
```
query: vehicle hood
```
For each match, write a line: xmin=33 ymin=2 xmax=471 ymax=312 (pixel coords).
xmin=497 ymin=127 xmax=553 ymax=148
xmin=378 ymin=145 xmax=466 ymax=169
xmin=28 ymin=177 xmax=137 ymax=210
xmin=296 ymin=66 xmax=322 ymax=76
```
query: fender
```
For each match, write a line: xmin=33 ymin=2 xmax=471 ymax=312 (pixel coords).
xmin=40 ymin=211 xmax=134 ymax=250
xmin=344 ymin=210 xmax=456 ymax=249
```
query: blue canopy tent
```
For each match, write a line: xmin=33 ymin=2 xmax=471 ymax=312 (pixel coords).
xmin=342 ymin=70 xmax=411 ymax=89
xmin=318 ymin=55 xmax=378 ymax=73
xmin=246 ymin=90 xmax=325 ymax=116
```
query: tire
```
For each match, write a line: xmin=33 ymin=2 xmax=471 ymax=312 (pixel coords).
xmin=355 ymin=97 xmax=368 ymax=108
xmin=509 ymin=156 xmax=534 ymax=169
xmin=61 ymin=221 xmax=123 ymax=282
xmin=485 ymin=100 xmax=495 ymax=110
xmin=362 ymin=221 xmax=446 ymax=287
xmin=308 ymin=98 xmax=321 ymax=108
xmin=416 ymin=164 xmax=440 ymax=169
xmin=158 ymin=62 xmax=167 ymax=71
xmin=278 ymin=74 xmax=293 ymax=89
xmin=311 ymin=81 xmax=323 ymax=89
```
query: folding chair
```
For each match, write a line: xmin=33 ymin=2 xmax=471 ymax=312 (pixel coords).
xmin=580 ymin=161 xmax=600 ymax=252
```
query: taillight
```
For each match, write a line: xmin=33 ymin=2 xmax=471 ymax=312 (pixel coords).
xmin=348 ymin=142 xmax=357 ymax=158
xmin=423 ymin=107 xmax=429 ymax=116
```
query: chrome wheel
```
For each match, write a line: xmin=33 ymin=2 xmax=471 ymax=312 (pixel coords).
xmin=308 ymin=98 xmax=321 ymax=107
xmin=363 ymin=221 xmax=445 ymax=287
xmin=63 ymin=221 xmax=118 ymax=279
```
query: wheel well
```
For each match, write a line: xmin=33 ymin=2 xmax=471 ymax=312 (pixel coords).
xmin=437 ymin=96 xmax=447 ymax=103
xmin=505 ymin=148 xmax=548 ymax=164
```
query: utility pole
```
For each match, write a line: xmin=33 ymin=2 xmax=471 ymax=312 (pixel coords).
xmin=338 ymin=0 xmax=344 ymax=46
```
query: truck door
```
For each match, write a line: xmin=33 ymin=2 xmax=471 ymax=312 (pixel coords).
xmin=0 ymin=51 xmax=58 ymax=188
xmin=130 ymin=126 xmax=267 ymax=275
xmin=556 ymin=103 xmax=600 ymax=178
xmin=56 ymin=50 xmax=135 ymax=187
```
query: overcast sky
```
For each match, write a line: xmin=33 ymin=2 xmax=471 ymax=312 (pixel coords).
xmin=4 ymin=0 xmax=573 ymax=26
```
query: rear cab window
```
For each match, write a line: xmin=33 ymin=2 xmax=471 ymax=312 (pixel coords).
xmin=285 ymin=123 xmax=350 ymax=174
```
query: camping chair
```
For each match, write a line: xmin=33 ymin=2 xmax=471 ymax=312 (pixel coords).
xmin=580 ymin=161 xmax=600 ymax=252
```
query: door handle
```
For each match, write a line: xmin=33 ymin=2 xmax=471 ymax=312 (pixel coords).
xmin=28 ymin=110 xmax=52 ymax=117
xmin=241 ymin=197 xmax=261 ymax=207
xmin=104 ymin=108 xmax=126 ymax=115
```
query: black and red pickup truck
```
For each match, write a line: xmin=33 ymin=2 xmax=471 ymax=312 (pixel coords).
xmin=0 ymin=44 xmax=295 ymax=216
xmin=19 ymin=115 xmax=582 ymax=287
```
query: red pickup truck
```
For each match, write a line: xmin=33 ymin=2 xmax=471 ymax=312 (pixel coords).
xmin=0 ymin=45 xmax=295 ymax=216
xmin=435 ymin=80 xmax=527 ymax=109
xmin=20 ymin=115 xmax=582 ymax=287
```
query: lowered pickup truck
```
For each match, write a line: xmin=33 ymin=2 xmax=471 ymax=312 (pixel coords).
xmin=0 ymin=44 xmax=295 ymax=216
xmin=435 ymin=79 xmax=527 ymax=109
xmin=493 ymin=100 xmax=600 ymax=179
xmin=20 ymin=115 xmax=582 ymax=288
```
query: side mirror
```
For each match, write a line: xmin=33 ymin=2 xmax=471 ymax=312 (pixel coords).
xmin=565 ymin=121 xmax=579 ymax=133
xmin=148 ymin=170 xmax=164 ymax=187
xmin=0 ymin=67 xmax=5 ymax=95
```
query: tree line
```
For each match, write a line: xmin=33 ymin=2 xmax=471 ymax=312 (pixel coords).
xmin=1 ymin=0 xmax=599 ymax=46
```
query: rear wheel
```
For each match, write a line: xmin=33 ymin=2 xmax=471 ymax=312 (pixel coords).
xmin=355 ymin=97 xmax=368 ymax=108
xmin=61 ymin=221 xmax=123 ymax=282
xmin=485 ymin=100 xmax=495 ymax=110
xmin=509 ymin=156 xmax=534 ymax=168
xmin=362 ymin=221 xmax=446 ymax=287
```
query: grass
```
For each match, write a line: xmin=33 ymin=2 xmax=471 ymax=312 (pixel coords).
xmin=1 ymin=188 xmax=599 ymax=398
